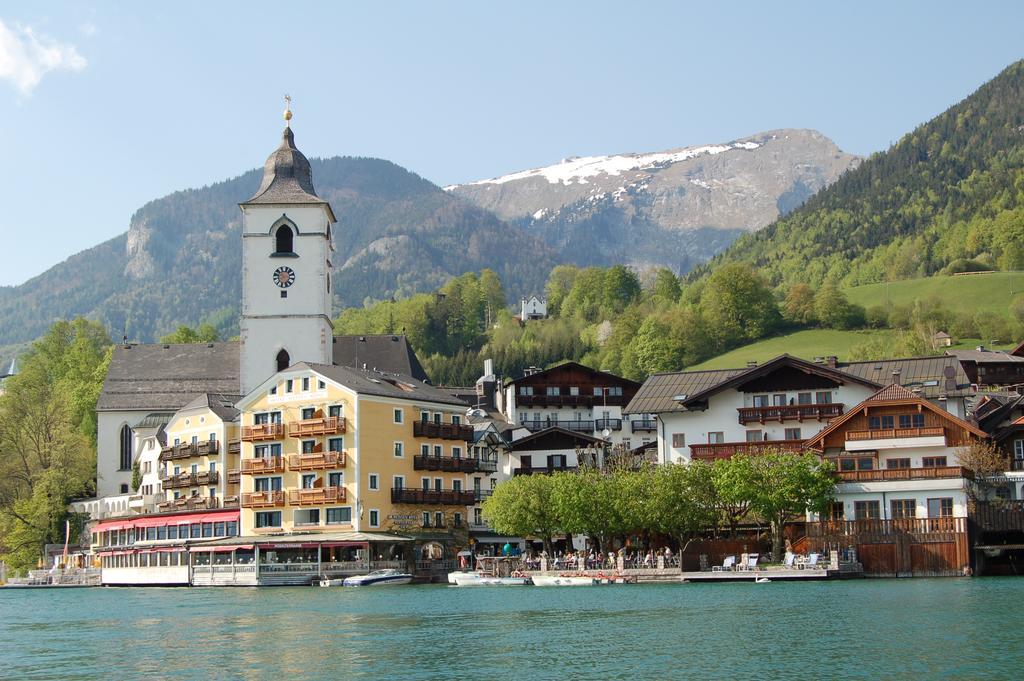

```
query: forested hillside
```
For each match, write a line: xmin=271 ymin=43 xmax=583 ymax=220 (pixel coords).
xmin=700 ymin=60 xmax=1024 ymax=288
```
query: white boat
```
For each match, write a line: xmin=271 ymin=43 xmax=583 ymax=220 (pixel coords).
xmin=341 ymin=569 xmax=413 ymax=587
xmin=453 ymin=573 xmax=530 ymax=586
xmin=447 ymin=570 xmax=478 ymax=585
xmin=530 ymin=574 xmax=596 ymax=587
xmin=318 ymin=577 xmax=345 ymax=587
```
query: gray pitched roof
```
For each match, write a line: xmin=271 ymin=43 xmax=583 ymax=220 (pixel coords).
xmin=241 ymin=127 xmax=333 ymax=214
xmin=332 ymin=334 xmax=429 ymax=382
xmin=946 ymin=349 xmax=1024 ymax=364
xmin=302 ymin=363 xmax=468 ymax=407
xmin=627 ymin=354 xmax=972 ymax=414
xmin=97 ymin=342 xmax=240 ymax=412
xmin=133 ymin=412 xmax=174 ymax=430
xmin=180 ymin=392 xmax=243 ymax=422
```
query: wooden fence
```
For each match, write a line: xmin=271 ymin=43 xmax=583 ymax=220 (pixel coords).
xmin=805 ymin=518 xmax=968 ymax=577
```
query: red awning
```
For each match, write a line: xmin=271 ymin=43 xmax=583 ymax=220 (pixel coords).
xmin=207 ymin=545 xmax=254 ymax=553
xmin=94 ymin=510 xmax=239 ymax=533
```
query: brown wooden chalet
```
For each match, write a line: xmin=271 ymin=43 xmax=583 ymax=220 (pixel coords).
xmin=505 ymin=361 xmax=641 ymax=411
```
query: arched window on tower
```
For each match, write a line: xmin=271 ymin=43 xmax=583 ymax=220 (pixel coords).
xmin=119 ymin=425 xmax=134 ymax=472
xmin=275 ymin=225 xmax=294 ymax=254
xmin=276 ymin=349 xmax=291 ymax=372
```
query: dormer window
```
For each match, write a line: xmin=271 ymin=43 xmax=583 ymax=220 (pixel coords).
xmin=274 ymin=225 xmax=294 ymax=254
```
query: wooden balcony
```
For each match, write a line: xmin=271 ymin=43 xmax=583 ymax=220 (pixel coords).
xmin=521 ymin=419 xmax=595 ymax=433
xmin=157 ymin=496 xmax=221 ymax=512
xmin=631 ymin=419 xmax=657 ymax=433
xmin=835 ymin=465 xmax=971 ymax=483
xmin=289 ymin=416 xmax=346 ymax=437
xmin=287 ymin=487 xmax=346 ymax=506
xmin=227 ymin=440 xmax=241 ymax=455
xmin=241 ymin=491 xmax=285 ymax=508
xmin=737 ymin=403 xmax=843 ymax=425
xmin=413 ymin=421 xmax=475 ymax=441
xmin=159 ymin=470 xmax=220 ymax=489
xmin=287 ymin=451 xmax=346 ymax=471
xmin=227 ymin=469 xmax=240 ymax=484
xmin=690 ymin=439 xmax=805 ymax=462
xmin=846 ymin=426 xmax=945 ymax=441
xmin=390 ymin=488 xmax=477 ymax=505
xmin=159 ymin=439 xmax=218 ymax=462
xmin=241 ymin=424 xmax=285 ymax=442
xmin=223 ymin=495 xmax=240 ymax=509
xmin=240 ymin=457 xmax=285 ymax=474
xmin=807 ymin=516 xmax=966 ymax=537
xmin=515 ymin=393 xmax=630 ymax=408
xmin=413 ymin=455 xmax=495 ymax=473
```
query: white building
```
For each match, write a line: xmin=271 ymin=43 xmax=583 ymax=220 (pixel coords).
xmin=520 ymin=296 xmax=547 ymax=321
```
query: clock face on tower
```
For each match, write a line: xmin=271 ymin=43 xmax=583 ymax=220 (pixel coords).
xmin=272 ymin=266 xmax=296 ymax=288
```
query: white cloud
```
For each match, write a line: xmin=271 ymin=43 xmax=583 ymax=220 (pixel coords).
xmin=0 ymin=19 xmax=87 ymax=96
xmin=78 ymin=21 xmax=98 ymax=37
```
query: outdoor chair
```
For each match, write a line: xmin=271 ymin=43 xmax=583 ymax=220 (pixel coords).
xmin=742 ymin=554 xmax=759 ymax=571
xmin=711 ymin=555 xmax=736 ymax=572
xmin=782 ymin=552 xmax=796 ymax=568
xmin=799 ymin=553 xmax=820 ymax=569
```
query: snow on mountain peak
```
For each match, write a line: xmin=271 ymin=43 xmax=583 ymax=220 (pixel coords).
xmin=455 ymin=140 xmax=762 ymax=188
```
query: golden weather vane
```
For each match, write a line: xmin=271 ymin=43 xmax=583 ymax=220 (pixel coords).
xmin=284 ymin=94 xmax=293 ymax=127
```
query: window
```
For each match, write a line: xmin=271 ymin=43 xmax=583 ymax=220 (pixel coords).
xmin=898 ymin=413 xmax=926 ymax=428
xmin=422 ymin=478 xmax=431 ymax=491
xmin=434 ymin=511 xmax=444 ymax=528
xmin=890 ymin=499 xmax=916 ymax=519
xmin=745 ymin=430 xmax=762 ymax=443
xmin=922 ymin=456 xmax=948 ymax=468
xmin=119 ymin=425 xmax=134 ymax=471
xmin=420 ymin=444 xmax=429 ymax=456
xmin=452 ymin=415 xmax=461 ymax=426
xmin=546 ymin=386 xmax=560 ymax=396
xmin=772 ymin=394 xmax=787 ymax=407
xmin=302 ymin=440 xmax=316 ymax=454
xmin=294 ymin=509 xmax=320 ymax=526
xmin=452 ymin=446 xmax=462 ymax=459
xmin=326 ymin=507 xmax=352 ymax=525
xmin=433 ymin=445 xmax=443 ymax=458
xmin=797 ymin=393 xmax=812 ymax=405
xmin=828 ymin=502 xmax=844 ymax=521
xmin=368 ymin=509 xmax=379 ymax=528
xmin=569 ymin=387 xmax=580 ymax=396
xmin=927 ymin=497 xmax=953 ymax=518
xmin=318 ymin=380 xmax=326 ymax=390
xmin=301 ymin=407 xmax=315 ymax=420
xmin=394 ymin=442 xmax=404 ymax=458
xmin=274 ymin=224 xmax=294 ymax=254
xmin=393 ymin=408 xmax=404 ymax=424
xmin=454 ymin=512 xmax=463 ymax=528
xmin=328 ymin=437 xmax=343 ymax=453
xmin=671 ymin=433 xmax=686 ymax=448
xmin=276 ymin=350 xmax=290 ymax=372
xmin=301 ymin=377 xmax=310 ymax=392
xmin=708 ymin=432 xmax=724 ymax=444
xmin=453 ymin=480 xmax=462 ymax=492
xmin=519 ymin=386 xmax=534 ymax=396
xmin=328 ymin=472 xmax=343 ymax=488
xmin=838 ymin=457 xmax=874 ymax=471
xmin=392 ymin=475 xmax=405 ymax=490
xmin=785 ymin=428 xmax=802 ymax=441
xmin=329 ymin=405 xmax=343 ymax=418
xmin=752 ymin=395 xmax=769 ymax=407
xmin=434 ymin=478 xmax=443 ymax=492
xmin=214 ymin=522 xmax=225 ymax=536
xmin=868 ymin=415 xmax=895 ymax=430
xmin=120 ymin=483 xmax=129 ymax=494
xmin=301 ymin=474 xmax=317 ymax=489
xmin=886 ymin=458 xmax=911 ymax=469
xmin=1014 ymin=440 xmax=1024 ymax=460
xmin=368 ymin=474 xmax=379 ymax=491
xmin=422 ymin=512 xmax=431 ymax=528
xmin=474 ymin=508 xmax=483 ymax=525
xmin=815 ymin=391 xmax=832 ymax=404
xmin=854 ymin=501 xmax=880 ymax=520
xmin=286 ymin=379 xmax=294 ymax=393
xmin=433 ymin=413 xmax=441 ymax=425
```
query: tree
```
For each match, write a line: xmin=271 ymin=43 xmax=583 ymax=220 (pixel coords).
xmin=783 ymin=283 xmax=817 ymax=325
xmin=958 ymin=440 xmax=1010 ymax=509
xmin=814 ymin=283 xmax=865 ymax=330
xmin=652 ymin=268 xmax=681 ymax=304
xmin=482 ymin=474 xmax=563 ymax=556
xmin=649 ymin=462 xmax=718 ymax=550
xmin=159 ymin=323 xmax=219 ymax=344
xmin=632 ymin=317 xmax=681 ymax=375
xmin=544 ymin=265 xmax=579 ymax=317
xmin=740 ymin=451 xmax=836 ymax=562
xmin=699 ymin=263 xmax=780 ymax=349
xmin=710 ymin=456 xmax=757 ymax=537
xmin=602 ymin=265 xmax=641 ymax=315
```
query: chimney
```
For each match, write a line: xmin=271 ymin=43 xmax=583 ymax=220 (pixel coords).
xmin=892 ymin=369 xmax=902 ymax=385
xmin=476 ymin=358 xmax=497 ymax=410
xmin=484 ymin=358 xmax=494 ymax=378
xmin=826 ymin=356 xmax=838 ymax=368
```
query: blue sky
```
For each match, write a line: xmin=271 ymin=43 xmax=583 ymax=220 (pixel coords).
xmin=1 ymin=1 xmax=1022 ymax=286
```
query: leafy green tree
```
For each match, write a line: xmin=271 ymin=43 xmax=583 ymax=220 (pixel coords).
xmin=602 ymin=265 xmax=641 ymax=314
xmin=482 ymin=474 xmax=563 ymax=556
xmin=652 ymin=268 xmax=681 ymax=304
xmin=544 ymin=265 xmax=580 ymax=317
xmin=159 ymin=323 xmax=219 ymax=344
xmin=710 ymin=456 xmax=757 ymax=537
xmin=783 ymin=283 xmax=817 ymax=325
xmin=632 ymin=317 xmax=680 ymax=375
xmin=649 ymin=462 xmax=718 ymax=550
xmin=814 ymin=283 xmax=866 ymax=330
xmin=699 ymin=263 xmax=780 ymax=348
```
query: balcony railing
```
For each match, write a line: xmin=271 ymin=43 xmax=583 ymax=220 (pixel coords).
xmin=222 ymin=495 xmax=239 ymax=509
xmin=240 ymin=457 xmax=285 ymax=474
xmin=513 ymin=466 xmax=577 ymax=476
xmin=631 ymin=419 xmax=657 ymax=433
xmin=287 ymin=451 xmax=346 ymax=471
xmin=156 ymin=496 xmax=221 ymax=512
xmin=807 ymin=516 xmax=966 ymax=536
xmin=474 ymin=489 xmax=493 ymax=502
xmin=227 ymin=440 xmax=241 ymax=455
xmin=846 ymin=426 xmax=946 ymax=441
xmin=289 ymin=416 xmax=346 ymax=437
xmin=413 ymin=456 xmax=496 ymax=473
xmin=413 ymin=421 xmax=475 ymax=441
xmin=521 ymin=419 xmax=595 ymax=433
xmin=159 ymin=470 xmax=220 ymax=489
xmin=835 ymin=465 xmax=971 ymax=483
xmin=595 ymin=418 xmax=622 ymax=431
xmin=515 ymin=393 xmax=630 ymax=408
xmin=227 ymin=469 xmax=240 ymax=484
xmin=1012 ymin=459 xmax=1024 ymax=472
xmin=737 ymin=403 xmax=844 ymax=425
xmin=159 ymin=439 xmax=219 ymax=462
xmin=241 ymin=491 xmax=286 ymax=508
xmin=287 ymin=487 xmax=346 ymax=506
xmin=690 ymin=439 xmax=805 ymax=461
xmin=390 ymin=488 xmax=477 ymax=505
xmin=241 ymin=424 xmax=285 ymax=442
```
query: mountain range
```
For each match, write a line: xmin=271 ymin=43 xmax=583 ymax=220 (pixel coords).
xmin=0 ymin=128 xmax=857 ymax=354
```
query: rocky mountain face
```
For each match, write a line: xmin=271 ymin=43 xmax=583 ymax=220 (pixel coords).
xmin=447 ymin=129 xmax=860 ymax=272
xmin=0 ymin=157 xmax=556 ymax=349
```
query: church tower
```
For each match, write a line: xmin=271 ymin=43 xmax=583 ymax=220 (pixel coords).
xmin=239 ymin=102 xmax=336 ymax=394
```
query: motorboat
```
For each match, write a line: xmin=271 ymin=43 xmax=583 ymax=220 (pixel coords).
xmin=341 ymin=569 xmax=413 ymax=587
xmin=318 ymin=577 xmax=345 ymax=587
xmin=452 ymin=573 xmax=530 ymax=586
xmin=530 ymin=574 xmax=596 ymax=586
xmin=447 ymin=570 xmax=478 ymax=585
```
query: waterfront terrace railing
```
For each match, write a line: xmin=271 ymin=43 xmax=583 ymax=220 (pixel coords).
xmin=289 ymin=416 xmax=346 ymax=437
xmin=241 ymin=424 xmax=285 ymax=442
xmin=806 ymin=516 xmax=966 ymax=537
xmin=412 ymin=421 xmax=475 ymax=441
xmin=288 ymin=486 xmax=346 ymax=505
xmin=835 ymin=466 xmax=971 ymax=483
xmin=241 ymin=491 xmax=286 ymax=508
xmin=241 ymin=456 xmax=285 ymax=474
xmin=288 ymin=451 xmax=346 ymax=471
xmin=690 ymin=439 xmax=805 ymax=461
xmin=413 ymin=455 xmax=496 ymax=473
xmin=631 ymin=419 xmax=657 ymax=433
xmin=391 ymin=488 xmax=477 ymax=505
xmin=846 ymin=426 xmax=946 ymax=441
xmin=737 ymin=403 xmax=843 ymax=425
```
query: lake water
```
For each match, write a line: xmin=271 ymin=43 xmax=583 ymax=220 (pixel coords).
xmin=2 ymin=579 xmax=1023 ymax=680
